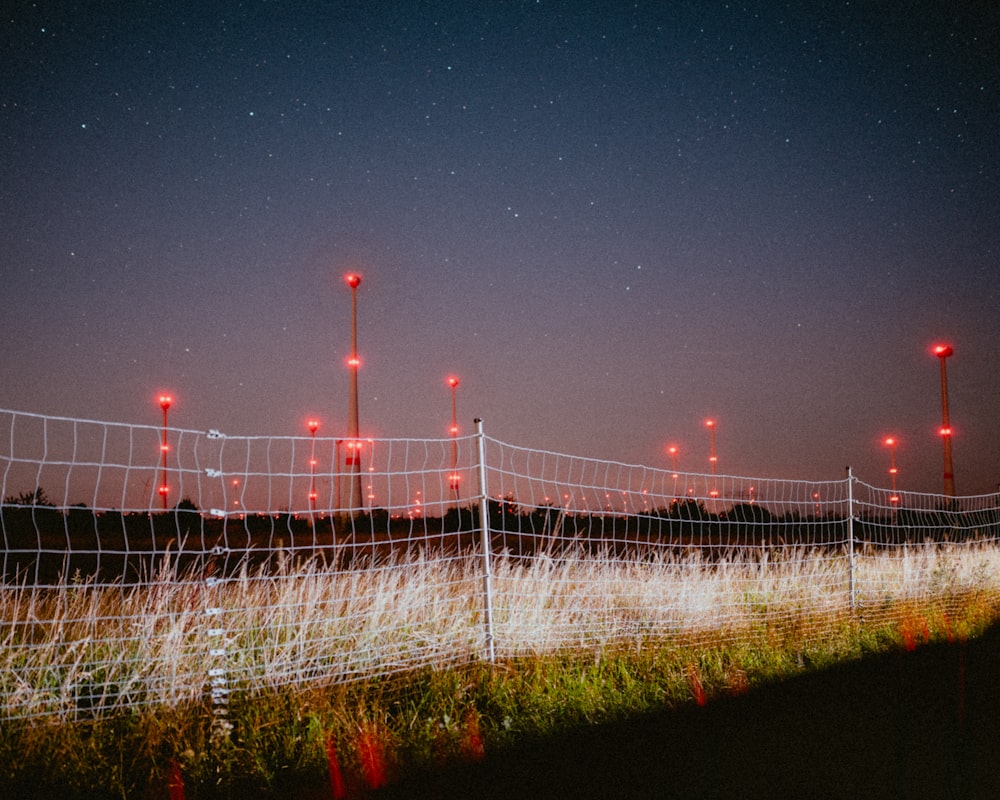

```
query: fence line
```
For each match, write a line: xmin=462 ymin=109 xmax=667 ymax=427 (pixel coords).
xmin=2 ymin=407 xmax=999 ymax=722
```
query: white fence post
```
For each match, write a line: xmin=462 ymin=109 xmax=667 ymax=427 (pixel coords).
xmin=846 ymin=466 xmax=856 ymax=612
xmin=475 ymin=418 xmax=496 ymax=663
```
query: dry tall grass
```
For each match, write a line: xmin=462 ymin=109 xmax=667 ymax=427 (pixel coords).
xmin=3 ymin=541 xmax=1000 ymax=722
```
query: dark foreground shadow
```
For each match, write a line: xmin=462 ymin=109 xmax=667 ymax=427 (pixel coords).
xmin=376 ymin=625 xmax=1000 ymax=800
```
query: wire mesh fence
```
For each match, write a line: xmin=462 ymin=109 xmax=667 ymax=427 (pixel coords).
xmin=2 ymin=408 xmax=999 ymax=722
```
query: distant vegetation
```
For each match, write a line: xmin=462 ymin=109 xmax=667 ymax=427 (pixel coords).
xmin=3 ymin=486 xmax=995 ymax=586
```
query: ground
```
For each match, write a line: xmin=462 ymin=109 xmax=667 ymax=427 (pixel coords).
xmin=376 ymin=625 xmax=1000 ymax=799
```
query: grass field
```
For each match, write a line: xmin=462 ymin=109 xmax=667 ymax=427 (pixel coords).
xmin=2 ymin=540 xmax=1000 ymax=798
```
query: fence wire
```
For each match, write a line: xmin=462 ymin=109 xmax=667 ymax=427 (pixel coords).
xmin=2 ymin=408 xmax=999 ymax=722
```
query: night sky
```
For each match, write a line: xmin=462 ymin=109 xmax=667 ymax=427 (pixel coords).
xmin=3 ymin=2 xmax=999 ymax=495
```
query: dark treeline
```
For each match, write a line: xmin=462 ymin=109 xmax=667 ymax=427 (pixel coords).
xmin=2 ymin=488 xmax=997 ymax=585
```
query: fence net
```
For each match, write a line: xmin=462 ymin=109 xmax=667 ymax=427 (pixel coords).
xmin=849 ymin=477 xmax=1000 ymax=627
xmin=481 ymin=436 xmax=856 ymax=653
xmin=2 ymin=408 xmax=999 ymax=722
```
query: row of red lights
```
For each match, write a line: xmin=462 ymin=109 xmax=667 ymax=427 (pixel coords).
xmin=157 ymin=275 xmax=958 ymax=501
xmin=153 ymin=271 xmax=463 ymax=502
xmin=154 ymin=379 xmax=458 ymax=498
xmin=664 ymin=344 xmax=956 ymax=498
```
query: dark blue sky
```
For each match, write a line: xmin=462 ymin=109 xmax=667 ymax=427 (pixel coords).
xmin=2 ymin=1 xmax=998 ymax=494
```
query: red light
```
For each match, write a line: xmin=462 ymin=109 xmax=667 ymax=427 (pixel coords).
xmin=940 ymin=426 xmax=952 ymax=436
xmin=932 ymin=344 xmax=953 ymax=358
xmin=345 ymin=440 xmax=363 ymax=464
xmin=447 ymin=376 xmax=459 ymax=388
xmin=307 ymin=419 xmax=319 ymax=434
xmin=889 ymin=494 xmax=900 ymax=504
xmin=705 ymin=419 xmax=715 ymax=428
xmin=347 ymin=356 xmax=361 ymax=367
xmin=158 ymin=395 xmax=172 ymax=410
xmin=884 ymin=437 xmax=895 ymax=446
xmin=449 ymin=424 xmax=459 ymax=434
xmin=345 ymin=273 xmax=361 ymax=289
xmin=158 ymin=485 xmax=169 ymax=496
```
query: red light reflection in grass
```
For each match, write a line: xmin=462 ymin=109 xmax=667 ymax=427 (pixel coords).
xmin=167 ymin=758 xmax=185 ymax=800
xmin=460 ymin=708 xmax=486 ymax=763
xmin=899 ymin=616 xmax=931 ymax=652
xmin=325 ymin=734 xmax=346 ymax=799
xmin=687 ymin=663 xmax=707 ymax=706
xmin=357 ymin=725 xmax=388 ymax=790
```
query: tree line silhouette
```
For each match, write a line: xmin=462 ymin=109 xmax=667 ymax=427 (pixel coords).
xmin=2 ymin=486 xmax=996 ymax=585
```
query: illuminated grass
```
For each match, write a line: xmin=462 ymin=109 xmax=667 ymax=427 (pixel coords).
xmin=2 ymin=542 xmax=1000 ymax=797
